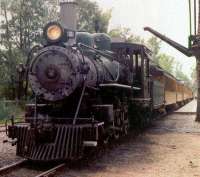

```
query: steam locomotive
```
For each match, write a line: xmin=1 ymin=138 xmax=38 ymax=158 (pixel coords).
xmin=6 ymin=1 xmax=193 ymax=161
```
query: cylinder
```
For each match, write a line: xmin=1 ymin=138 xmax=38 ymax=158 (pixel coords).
xmin=60 ymin=0 xmax=77 ymax=31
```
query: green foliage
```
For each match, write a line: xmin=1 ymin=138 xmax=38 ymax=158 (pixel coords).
xmin=191 ymin=63 xmax=197 ymax=80
xmin=0 ymin=100 xmax=23 ymax=121
xmin=0 ymin=0 xmax=52 ymax=98
xmin=77 ymin=0 xmax=111 ymax=32
xmin=109 ymin=27 xmax=144 ymax=43
xmin=0 ymin=0 xmax=111 ymax=100
xmin=158 ymin=54 xmax=175 ymax=74
xmin=147 ymin=37 xmax=192 ymax=86
xmin=191 ymin=64 xmax=197 ymax=92
xmin=147 ymin=37 xmax=161 ymax=64
xmin=43 ymin=0 xmax=59 ymax=21
xmin=172 ymin=62 xmax=195 ymax=91
xmin=0 ymin=0 xmax=193 ymax=99
xmin=175 ymin=63 xmax=189 ymax=82
xmin=174 ymin=62 xmax=195 ymax=90
xmin=1 ymin=0 xmax=48 ymax=53
xmin=0 ymin=101 xmax=12 ymax=120
xmin=147 ymin=37 xmax=176 ymax=75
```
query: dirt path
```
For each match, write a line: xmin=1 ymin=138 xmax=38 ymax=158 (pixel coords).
xmin=59 ymin=113 xmax=200 ymax=177
xmin=0 ymin=132 xmax=21 ymax=168
xmin=1 ymin=101 xmax=199 ymax=177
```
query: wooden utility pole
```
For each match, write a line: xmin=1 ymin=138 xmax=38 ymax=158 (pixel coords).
xmin=144 ymin=0 xmax=200 ymax=121
xmin=195 ymin=0 xmax=200 ymax=121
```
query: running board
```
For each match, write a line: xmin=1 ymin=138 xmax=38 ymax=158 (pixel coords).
xmin=83 ymin=141 xmax=98 ymax=147
xmin=99 ymin=83 xmax=141 ymax=90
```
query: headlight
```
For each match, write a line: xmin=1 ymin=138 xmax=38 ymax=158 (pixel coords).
xmin=47 ymin=25 xmax=62 ymax=41
xmin=44 ymin=22 xmax=64 ymax=43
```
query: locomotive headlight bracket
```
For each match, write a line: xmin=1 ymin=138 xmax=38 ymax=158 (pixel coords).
xmin=66 ymin=31 xmax=76 ymax=39
xmin=44 ymin=22 xmax=64 ymax=43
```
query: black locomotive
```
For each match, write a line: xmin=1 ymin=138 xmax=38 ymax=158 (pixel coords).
xmin=6 ymin=1 xmax=193 ymax=162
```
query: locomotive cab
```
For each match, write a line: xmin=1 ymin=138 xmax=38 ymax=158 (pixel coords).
xmin=111 ymin=42 xmax=151 ymax=105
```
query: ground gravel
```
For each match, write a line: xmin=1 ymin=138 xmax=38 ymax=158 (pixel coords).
xmin=57 ymin=113 xmax=200 ymax=177
xmin=0 ymin=132 xmax=21 ymax=168
xmin=1 ymin=101 xmax=200 ymax=177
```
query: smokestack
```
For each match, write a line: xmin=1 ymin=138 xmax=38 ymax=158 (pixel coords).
xmin=60 ymin=0 xmax=77 ymax=31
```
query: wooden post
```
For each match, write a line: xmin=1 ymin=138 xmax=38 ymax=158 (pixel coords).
xmin=195 ymin=0 xmax=200 ymax=121
xmin=196 ymin=59 xmax=200 ymax=121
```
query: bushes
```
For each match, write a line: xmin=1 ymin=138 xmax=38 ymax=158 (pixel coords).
xmin=0 ymin=85 xmax=16 ymax=100
xmin=0 ymin=100 xmax=23 ymax=122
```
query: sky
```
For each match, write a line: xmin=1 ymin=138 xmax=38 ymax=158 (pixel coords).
xmin=92 ymin=0 xmax=196 ymax=78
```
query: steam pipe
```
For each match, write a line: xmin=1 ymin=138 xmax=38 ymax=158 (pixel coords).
xmin=144 ymin=27 xmax=193 ymax=57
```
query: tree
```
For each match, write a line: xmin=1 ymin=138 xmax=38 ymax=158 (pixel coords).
xmin=44 ymin=0 xmax=59 ymax=21
xmin=175 ymin=62 xmax=190 ymax=83
xmin=0 ymin=0 xmax=112 ymax=99
xmin=0 ymin=0 xmax=50 ymax=98
xmin=190 ymin=63 xmax=197 ymax=93
xmin=158 ymin=54 xmax=175 ymax=74
xmin=147 ymin=37 xmax=161 ymax=64
xmin=36 ymin=0 xmax=112 ymax=33
xmin=0 ymin=0 xmax=49 ymax=55
xmin=146 ymin=36 xmax=175 ymax=74
xmin=77 ymin=0 xmax=111 ymax=33
xmin=195 ymin=0 xmax=200 ymax=121
xmin=109 ymin=27 xmax=145 ymax=43
xmin=109 ymin=27 xmax=176 ymax=75
xmin=140 ymin=2 xmax=199 ymax=120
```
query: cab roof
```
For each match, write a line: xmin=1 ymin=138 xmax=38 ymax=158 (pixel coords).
xmin=111 ymin=42 xmax=152 ymax=57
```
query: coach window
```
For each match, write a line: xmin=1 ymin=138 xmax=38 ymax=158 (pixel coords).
xmin=144 ymin=59 xmax=147 ymax=76
xmin=135 ymin=54 xmax=142 ymax=82
xmin=138 ymin=54 xmax=142 ymax=67
xmin=137 ymin=54 xmax=142 ymax=74
xmin=130 ymin=54 xmax=136 ymax=78
xmin=132 ymin=55 xmax=136 ymax=71
xmin=144 ymin=58 xmax=149 ymax=77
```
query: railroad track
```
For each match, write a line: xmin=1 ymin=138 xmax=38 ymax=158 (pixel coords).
xmin=0 ymin=159 xmax=66 ymax=177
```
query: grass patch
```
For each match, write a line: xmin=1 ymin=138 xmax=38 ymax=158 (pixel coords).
xmin=0 ymin=100 xmax=24 ymax=124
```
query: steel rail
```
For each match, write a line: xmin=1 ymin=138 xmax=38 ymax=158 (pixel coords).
xmin=173 ymin=112 xmax=196 ymax=115
xmin=35 ymin=163 xmax=66 ymax=177
xmin=0 ymin=159 xmax=28 ymax=175
xmin=0 ymin=160 xmax=66 ymax=177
